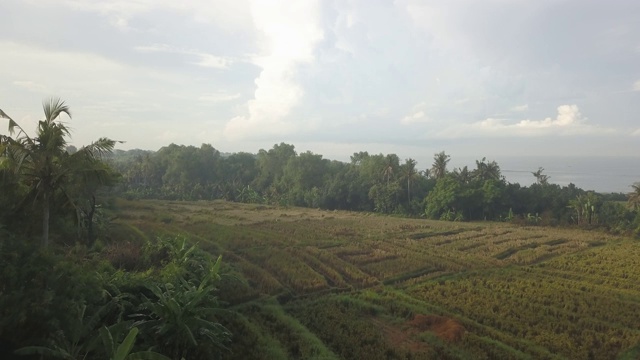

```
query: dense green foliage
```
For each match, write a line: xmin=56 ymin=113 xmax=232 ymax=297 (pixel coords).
xmin=1 ymin=99 xmax=119 ymax=247
xmin=0 ymin=100 xmax=229 ymax=359
xmin=0 ymin=234 xmax=230 ymax=359
xmin=110 ymin=143 xmax=640 ymax=234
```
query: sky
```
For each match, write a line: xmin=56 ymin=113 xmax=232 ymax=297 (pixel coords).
xmin=1 ymin=0 xmax=640 ymax=172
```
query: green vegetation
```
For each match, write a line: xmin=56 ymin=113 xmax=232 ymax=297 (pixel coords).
xmin=0 ymin=100 xmax=230 ymax=359
xmin=109 ymin=144 xmax=640 ymax=235
xmin=3 ymin=98 xmax=640 ymax=359
xmin=96 ymin=199 xmax=639 ymax=359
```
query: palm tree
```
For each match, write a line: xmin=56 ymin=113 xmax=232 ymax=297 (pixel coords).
xmin=474 ymin=157 xmax=501 ymax=181
xmin=452 ymin=166 xmax=472 ymax=184
xmin=627 ymin=183 xmax=640 ymax=210
xmin=381 ymin=154 xmax=398 ymax=185
xmin=532 ymin=167 xmax=550 ymax=185
xmin=431 ymin=151 xmax=450 ymax=180
xmin=1 ymin=98 xmax=117 ymax=247
xmin=400 ymin=158 xmax=418 ymax=202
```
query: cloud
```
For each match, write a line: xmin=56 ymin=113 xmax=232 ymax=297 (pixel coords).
xmin=223 ymin=0 xmax=323 ymax=140
xmin=198 ymin=92 xmax=241 ymax=103
xmin=436 ymin=105 xmax=615 ymax=138
xmin=0 ymin=41 xmax=235 ymax=150
xmin=633 ymin=80 xmax=640 ymax=91
xmin=13 ymin=80 xmax=49 ymax=93
xmin=45 ymin=0 xmax=253 ymax=32
xmin=134 ymin=44 xmax=231 ymax=69
xmin=401 ymin=110 xmax=429 ymax=125
xmin=516 ymin=104 xmax=582 ymax=129
xmin=510 ymin=104 xmax=528 ymax=112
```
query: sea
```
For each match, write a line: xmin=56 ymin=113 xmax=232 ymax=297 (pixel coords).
xmin=448 ymin=156 xmax=640 ymax=194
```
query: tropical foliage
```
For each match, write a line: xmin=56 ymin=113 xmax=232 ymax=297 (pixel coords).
xmin=4 ymin=98 xmax=640 ymax=360
xmin=1 ymin=98 xmax=117 ymax=246
xmin=108 ymin=142 xmax=640 ymax=234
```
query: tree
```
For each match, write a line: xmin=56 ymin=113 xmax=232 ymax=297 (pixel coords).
xmin=424 ymin=176 xmax=460 ymax=219
xmin=369 ymin=181 xmax=402 ymax=213
xmin=1 ymin=98 xmax=117 ymax=247
xmin=627 ymin=183 xmax=640 ymax=211
xmin=69 ymin=158 xmax=119 ymax=246
xmin=400 ymin=158 xmax=418 ymax=202
xmin=452 ymin=166 xmax=472 ymax=184
xmin=532 ymin=167 xmax=550 ymax=185
xmin=253 ymin=143 xmax=296 ymax=193
xmin=474 ymin=157 xmax=501 ymax=181
xmin=431 ymin=151 xmax=450 ymax=180
xmin=381 ymin=154 xmax=399 ymax=185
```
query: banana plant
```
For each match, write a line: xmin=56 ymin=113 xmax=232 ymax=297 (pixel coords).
xmin=133 ymin=255 xmax=230 ymax=359
xmin=100 ymin=326 xmax=170 ymax=360
xmin=15 ymin=303 xmax=109 ymax=359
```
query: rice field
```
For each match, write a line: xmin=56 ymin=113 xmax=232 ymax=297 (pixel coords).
xmin=111 ymin=199 xmax=640 ymax=359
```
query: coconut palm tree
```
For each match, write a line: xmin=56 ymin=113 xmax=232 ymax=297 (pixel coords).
xmin=1 ymin=98 xmax=117 ymax=247
xmin=532 ymin=167 xmax=550 ymax=185
xmin=452 ymin=166 xmax=472 ymax=184
xmin=474 ymin=157 xmax=501 ymax=181
xmin=381 ymin=154 xmax=398 ymax=185
xmin=627 ymin=183 xmax=640 ymax=210
xmin=431 ymin=151 xmax=450 ymax=180
xmin=400 ymin=158 xmax=418 ymax=202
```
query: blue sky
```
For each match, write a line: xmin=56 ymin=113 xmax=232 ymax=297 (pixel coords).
xmin=1 ymin=0 xmax=639 ymax=169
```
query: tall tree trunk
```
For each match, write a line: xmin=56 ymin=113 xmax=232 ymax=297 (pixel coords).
xmin=87 ymin=195 xmax=96 ymax=247
xmin=42 ymin=193 xmax=50 ymax=247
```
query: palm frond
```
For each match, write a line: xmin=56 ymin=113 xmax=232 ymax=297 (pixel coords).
xmin=0 ymin=108 xmax=29 ymax=137
xmin=43 ymin=97 xmax=71 ymax=123
xmin=0 ymin=108 xmax=11 ymax=121
xmin=78 ymin=137 xmax=119 ymax=159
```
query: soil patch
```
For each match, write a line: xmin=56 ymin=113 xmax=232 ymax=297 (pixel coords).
xmin=372 ymin=314 xmax=466 ymax=353
xmin=408 ymin=314 xmax=466 ymax=342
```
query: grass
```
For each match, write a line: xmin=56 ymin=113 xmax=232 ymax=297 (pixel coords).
xmin=110 ymin=198 xmax=640 ymax=359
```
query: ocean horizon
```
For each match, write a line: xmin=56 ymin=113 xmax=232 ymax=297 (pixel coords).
xmin=448 ymin=155 xmax=640 ymax=194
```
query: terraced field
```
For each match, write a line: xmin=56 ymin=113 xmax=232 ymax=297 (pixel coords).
xmin=111 ymin=199 xmax=640 ymax=359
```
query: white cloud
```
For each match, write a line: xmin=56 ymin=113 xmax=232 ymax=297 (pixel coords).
xmin=13 ymin=80 xmax=49 ymax=93
xmin=510 ymin=104 xmax=529 ymax=112
xmin=41 ymin=0 xmax=252 ymax=32
xmin=400 ymin=102 xmax=429 ymax=125
xmin=0 ymin=41 xmax=230 ymax=150
xmin=436 ymin=105 xmax=615 ymax=138
xmin=516 ymin=104 xmax=581 ymax=129
xmin=633 ymin=80 xmax=640 ymax=91
xmin=198 ymin=92 xmax=241 ymax=103
xmin=134 ymin=44 xmax=231 ymax=69
xmin=223 ymin=0 xmax=323 ymax=140
xmin=401 ymin=111 xmax=428 ymax=125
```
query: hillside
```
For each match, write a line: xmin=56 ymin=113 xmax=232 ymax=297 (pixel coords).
xmin=107 ymin=199 xmax=640 ymax=359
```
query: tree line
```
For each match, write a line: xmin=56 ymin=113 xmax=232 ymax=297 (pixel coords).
xmin=4 ymin=98 xmax=638 ymax=244
xmin=110 ymin=143 xmax=640 ymax=233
